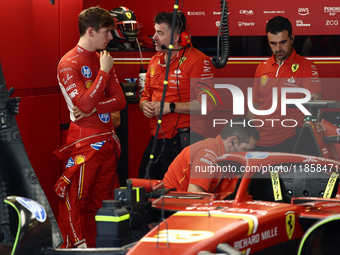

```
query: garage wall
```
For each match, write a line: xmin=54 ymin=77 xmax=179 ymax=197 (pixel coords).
xmin=0 ymin=0 xmax=61 ymax=215
xmin=0 ymin=0 xmax=339 ymax=218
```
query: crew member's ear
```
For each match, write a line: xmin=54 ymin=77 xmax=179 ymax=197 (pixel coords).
xmin=174 ymin=33 xmax=180 ymax=43
xmin=290 ymin=35 xmax=295 ymax=42
xmin=229 ymin=136 xmax=238 ymax=147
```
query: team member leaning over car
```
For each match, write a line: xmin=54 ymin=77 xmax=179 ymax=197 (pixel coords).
xmin=163 ymin=117 xmax=260 ymax=193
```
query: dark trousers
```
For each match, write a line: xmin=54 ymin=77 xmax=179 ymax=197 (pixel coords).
xmin=138 ymin=134 xmax=183 ymax=180
xmin=254 ymin=134 xmax=298 ymax=153
xmin=138 ymin=132 xmax=203 ymax=180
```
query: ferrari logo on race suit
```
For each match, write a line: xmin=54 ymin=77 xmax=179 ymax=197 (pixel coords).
xmin=285 ymin=212 xmax=295 ymax=240
xmin=291 ymin=64 xmax=299 ymax=72
xmin=126 ymin=12 xmax=132 ymax=19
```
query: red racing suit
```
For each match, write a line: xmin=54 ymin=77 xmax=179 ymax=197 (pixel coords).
xmin=252 ymin=49 xmax=322 ymax=147
xmin=55 ymin=45 xmax=126 ymax=248
xmin=140 ymin=47 xmax=215 ymax=139
xmin=163 ymin=135 xmax=232 ymax=193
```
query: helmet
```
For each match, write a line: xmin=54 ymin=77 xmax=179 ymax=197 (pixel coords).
xmin=109 ymin=6 xmax=139 ymax=42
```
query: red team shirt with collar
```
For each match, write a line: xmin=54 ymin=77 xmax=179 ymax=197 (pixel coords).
xmin=140 ymin=47 xmax=215 ymax=139
xmin=252 ymin=49 xmax=322 ymax=147
xmin=57 ymin=45 xmax=125 ymax=134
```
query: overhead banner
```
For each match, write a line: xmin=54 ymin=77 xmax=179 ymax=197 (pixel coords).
xmin=118 ymin=0 xmax=339 ymax=36
xmin=184 ymin=0 xmax=340 ymax=36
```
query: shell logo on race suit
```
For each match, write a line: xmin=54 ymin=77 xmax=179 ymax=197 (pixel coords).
xmin=17 ymin=197 xmax=47 ymax=222
xmin=81 ymin=66 xmax=92 ymax=78
xmin=75 ymin=155 xmax=85 ymax=165
xmin=85 ymin=80 xmax=93 ymax=89
xmin=91 ymin=141 xmax=106 ymax=151
xmin=99 ymin=113 xmax=110 ymax=123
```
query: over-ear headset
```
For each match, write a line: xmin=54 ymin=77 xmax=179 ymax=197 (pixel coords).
xmin=176 ymin=11 xmax=191 ymax=47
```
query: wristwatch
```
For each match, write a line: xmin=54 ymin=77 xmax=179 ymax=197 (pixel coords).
xmin=170 ymin=102 xmax=176 ymax=113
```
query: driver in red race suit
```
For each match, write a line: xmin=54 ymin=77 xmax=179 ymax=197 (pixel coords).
xmin=54 ymin=7 xmax=126 ymax=248
xmin=163 ymin=117 xmax=259 ymax=193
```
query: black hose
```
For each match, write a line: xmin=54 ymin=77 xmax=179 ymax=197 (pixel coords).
xmin=211 ymin=0 xmax=230 ymax=69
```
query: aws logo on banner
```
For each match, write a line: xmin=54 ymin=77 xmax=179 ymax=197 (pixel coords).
xmin=298 ymin=7 xmax=309 ymax=16
xmin=200 ymin=84 xmax=312 ymax=116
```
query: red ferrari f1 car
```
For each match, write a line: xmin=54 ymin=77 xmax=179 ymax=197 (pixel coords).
xmin=2 ymin=151 xmax=340 ymax=255
xmin=127 ymin=151 xmax=340 ymax=255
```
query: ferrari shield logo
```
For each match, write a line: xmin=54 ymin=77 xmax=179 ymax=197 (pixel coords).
xmin=291 ymin=64 xmax=299 ymax=72
xmin=126 ymin=12 xmax=132 ymax=19
xmin=285 ymin=213 xmax=295 ymax=239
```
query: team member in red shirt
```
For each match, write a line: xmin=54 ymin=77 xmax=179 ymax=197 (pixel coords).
xmin=246 ymin=16 xmax=322 ymax=152
xmin=54 ymin=7 xmax=126 ymax=248
xmin=163 ymin=117 xmax=259 ymax=192
xmin=139 ymin=11 xmax=215 ymax=180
